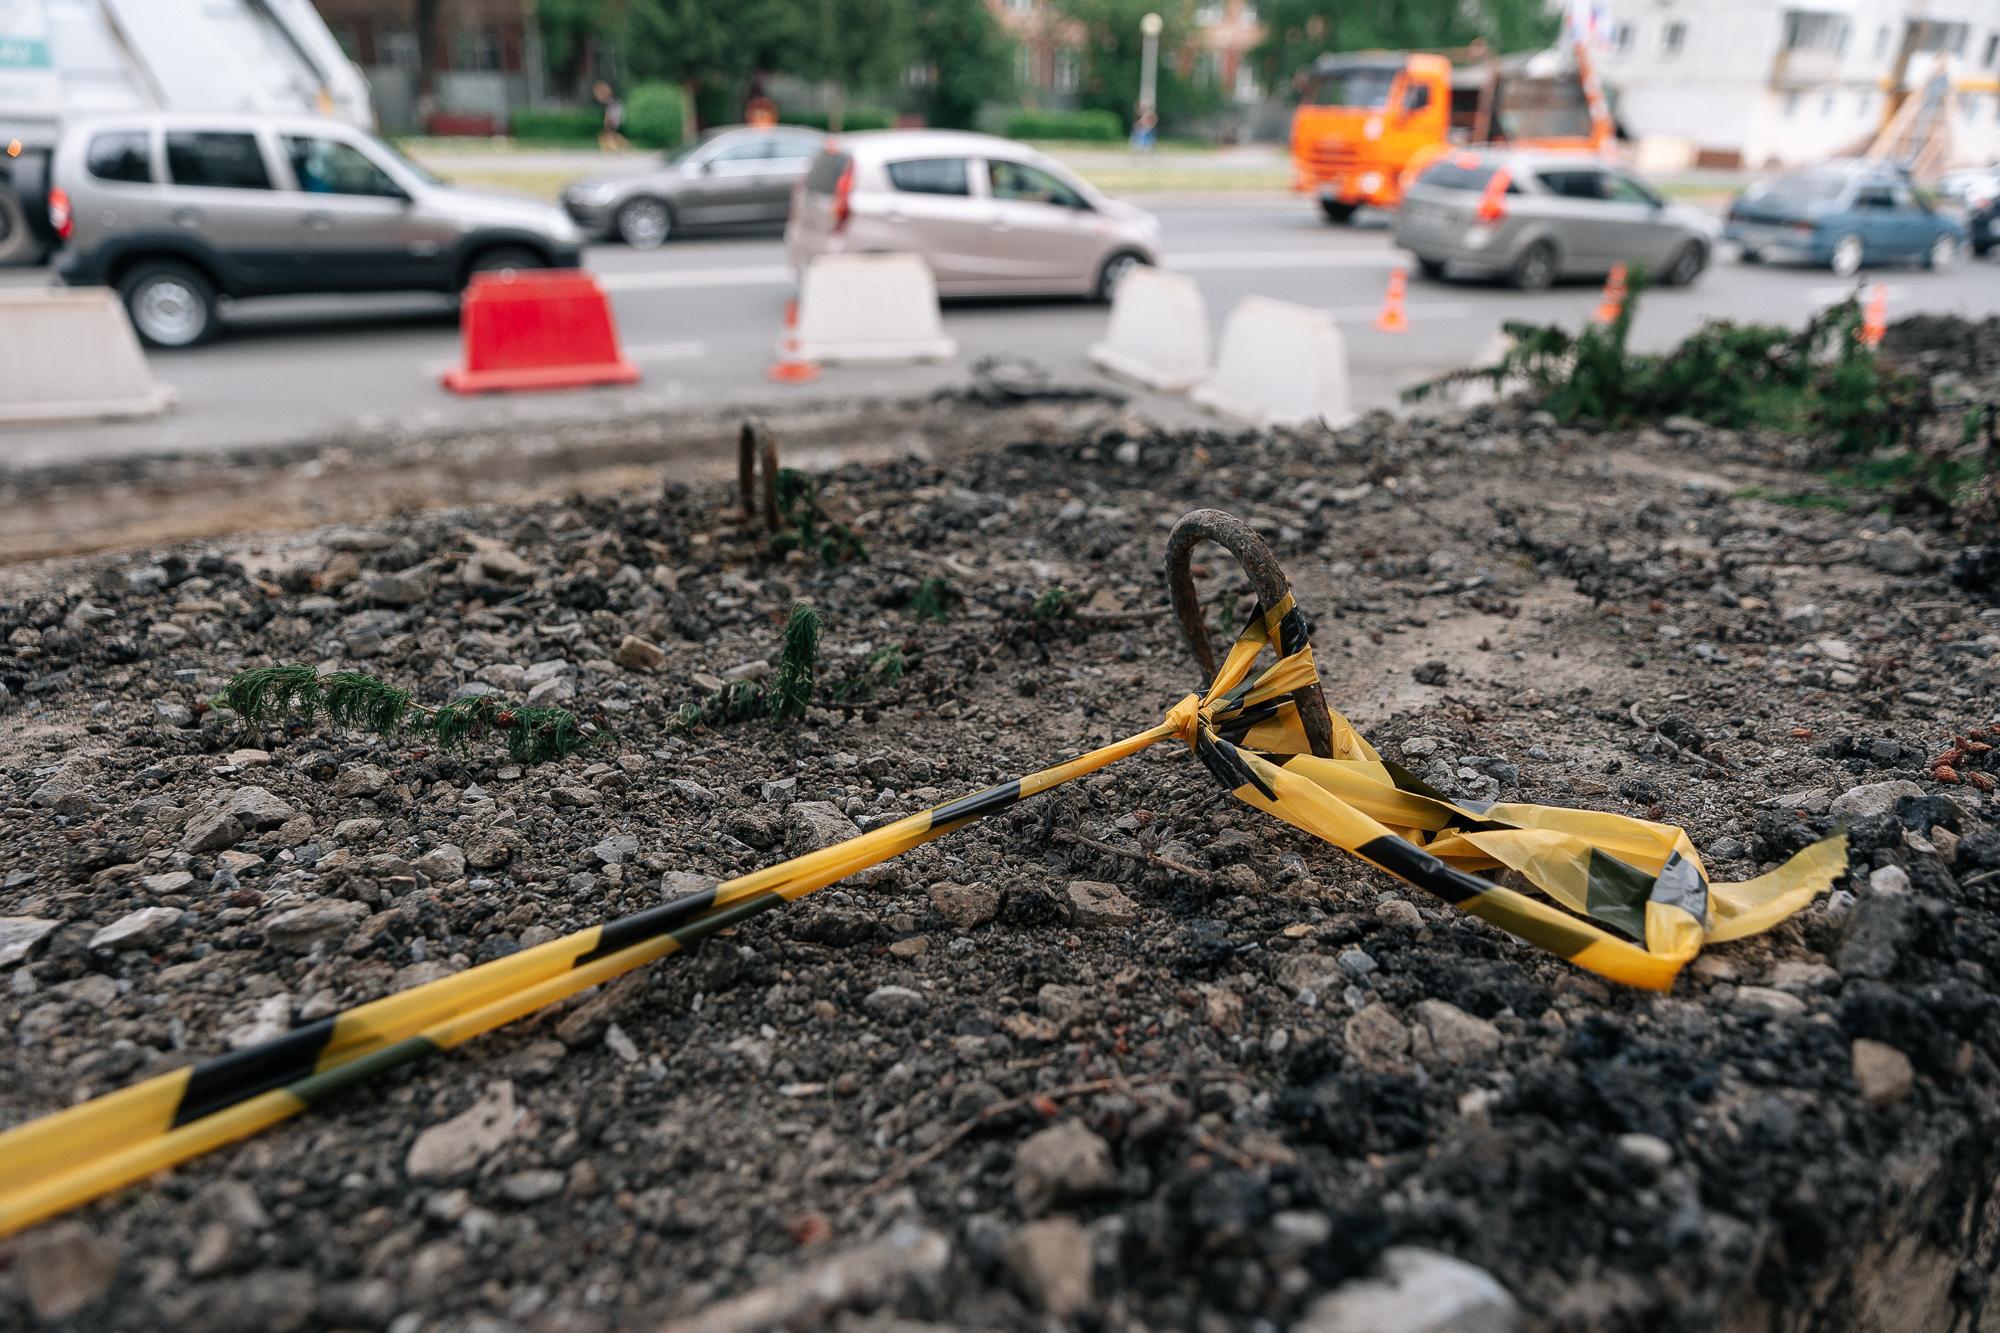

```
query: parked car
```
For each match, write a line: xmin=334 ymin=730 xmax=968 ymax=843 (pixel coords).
xmin=1391 ymin=149 xmax=1714 ymax=290
xmin=1937 ymin=163 xmax=2000 ymax=209
xmin=785 ymin=130 xmax=1161 ymax=300
xmin=51 ymin=112 xmax=582 ymax=348
xmin=1972 ymin=191 xmax=2000 ymax=258
xmin=561 ymin=124 xmax=826 ymax=248
xmin=1725 ymin=161 xmax=1965 ymax=277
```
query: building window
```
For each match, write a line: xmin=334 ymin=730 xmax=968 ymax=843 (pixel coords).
xmin=1909 ymin=20 xmax=1969 ymax=54
xmin=1782 ymin=12 xmax=1848 ymax=53
xmin=1005 ymin=0 xmax=1033 ymax=12
xmin=1054 ymin=48 xmax=1080 ymax=94
xmin=451 ymin=27 xmax=501 ymax=72
xmin=1660 ymin=21 xmax=1685 ymax=56
xmin=1193 ymin=50 xmax=1221 ymax=85
xmin=904 ymin=61 xmax=931 ymax=90
xmin=1234 ymin=61 xmax=1261 ymax=101
xmin=1784 ymin=91 xmax=1800 ymax=117
xmin=1873 ymin=25 xmax=1890 ymax=57
xmin=1611 ymin=22 xmax=1634 ymax=54
xmin=1241 ymin=4 xmax=1257 ymax=24
xmin=1820 ymin=90 xmax=1835 ymax=117
xmin=377 ymin=29 xmax=418 ymax=71
xmin=1194 ymin=2 xmax=1223 ymax=24
xmin=1014 ymin=44 xmax=1036 ymax=88
xmin=1984 ymin=32 xmax=1998 ymax=67
xmin=1857 ymin=89 xmax=1872 ymax=116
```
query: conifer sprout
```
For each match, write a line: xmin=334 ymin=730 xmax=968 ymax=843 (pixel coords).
xmin=908 ymin=576 xmax=958 ymax=622
xmin=215 ymin=665 xmax=590 ymax=764
xmin=1030 ymin=585 xmax=1075 ymax=623
xmin=768 ymin=601 xmax=820 ymax=722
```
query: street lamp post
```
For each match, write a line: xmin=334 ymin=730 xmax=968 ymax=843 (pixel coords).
xmin=1139 ymin=11 xmax=1163 ymax=117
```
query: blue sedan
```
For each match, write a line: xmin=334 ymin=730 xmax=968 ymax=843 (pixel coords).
xmin=1725 ymin=161 xmax=1966 ymax=276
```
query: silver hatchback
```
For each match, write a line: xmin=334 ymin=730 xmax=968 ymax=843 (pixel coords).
xmin=51 ymin=112 xmax=583 ymax=347
xmin=1393 ymin=150 xmax=1715 ymax=289
xmin=785 ymin=130 xmax=1161 ymax=300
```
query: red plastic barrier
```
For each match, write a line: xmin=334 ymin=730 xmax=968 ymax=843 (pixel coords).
xmin=442 ymin=269 xmax=640 ymax=395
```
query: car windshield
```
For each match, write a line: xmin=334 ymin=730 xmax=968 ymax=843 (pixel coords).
xmin=1752 ymin=173 xmax=1847 ymax=207
xmin=371 ymin=137 xmax=444 ymax=186
xmin=1309 ymin=66 xmax=1397 ymax=108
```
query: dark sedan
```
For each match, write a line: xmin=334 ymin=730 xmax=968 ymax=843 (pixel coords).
xmin=560 ymin=124 xmax=825 ymax=248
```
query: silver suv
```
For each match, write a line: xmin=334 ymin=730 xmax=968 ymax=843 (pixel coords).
xmin=1393 ymin=149 xmax=1715 ymax=290
xmin=51 ymin=113 xmax=583 ymax=347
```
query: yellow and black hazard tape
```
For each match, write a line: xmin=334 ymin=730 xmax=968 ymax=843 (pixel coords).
xmin=0 ymin=514 xmax=1846 ymax=1237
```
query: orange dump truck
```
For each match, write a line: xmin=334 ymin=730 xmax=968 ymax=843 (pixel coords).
xmin=1290 ymin=46 xmax=1613 ymax=223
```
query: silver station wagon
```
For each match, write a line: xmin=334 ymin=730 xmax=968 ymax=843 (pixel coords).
xmin=50 ymin=112 xmax=582 ymax=348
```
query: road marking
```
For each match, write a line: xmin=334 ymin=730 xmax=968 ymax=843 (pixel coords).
xmin=1168 ymin=249 xmax=1403 ymax=272
xmin=1330 ymin=302 xmax=1471 ymax=323
xmin=597 ymin=265 xmax=794 ymax=292
xmin=418 ymin=340 xmax=704 ymax=376
xmin=587 ymin=249 xmax=1402 ymax=292
xmin=1808 ymin=283 xmax=1908 ymax=302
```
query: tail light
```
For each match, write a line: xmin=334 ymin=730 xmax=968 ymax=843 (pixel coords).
xmin=1792 ymin=221 xmax=1815 ymax=235
xmin=1474 ymin=169 xmax=1510 ymax=224
xmin=832 ymin=161 xmax=854 ymax=233
xmin=48 ymin=186 xmax=72 ymax=241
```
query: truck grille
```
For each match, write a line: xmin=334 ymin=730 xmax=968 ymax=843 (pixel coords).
xmin=1309 ymin=145 xmax=1360 ymax=175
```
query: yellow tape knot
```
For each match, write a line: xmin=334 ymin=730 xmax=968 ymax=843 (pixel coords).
xmin=1164 ymin=692 xmax=1209 ymax=750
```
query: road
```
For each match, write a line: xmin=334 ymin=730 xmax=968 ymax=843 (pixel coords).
xmin=8 ymin=199 xmax=2000 ymax=466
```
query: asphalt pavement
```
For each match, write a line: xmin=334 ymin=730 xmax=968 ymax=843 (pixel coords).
xmin=8 ymin=198 xmax=2000 ymax=467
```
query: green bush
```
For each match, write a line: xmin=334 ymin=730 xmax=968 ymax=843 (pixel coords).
xmin=779 ymin=107 xmax=896 ymax=132
xmin=623 ymin=83 xmax=686 ymax=149
xmin=1003 ymin=108 xmax=1124 ymax=142
xmin=508 ymin=107 xmax=602 ymax=143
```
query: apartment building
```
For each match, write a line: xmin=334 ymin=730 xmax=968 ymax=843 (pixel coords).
xmin=1599 ymin=0 xmax=2000 ymax=167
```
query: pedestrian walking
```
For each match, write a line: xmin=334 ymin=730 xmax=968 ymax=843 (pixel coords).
xmin=594 ymin=81 xmax=628 ymax=151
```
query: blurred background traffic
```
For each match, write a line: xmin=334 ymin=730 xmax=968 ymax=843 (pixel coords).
xmin=4 ymin=0 xmax=1999 ymax=456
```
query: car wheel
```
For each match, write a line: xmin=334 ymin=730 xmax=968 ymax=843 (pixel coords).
xmin=0 ymin=190 xmax=40 ymax=266
xmin=462 ymin=246 xmax=548 ymax=289
xmin=1663 ymin=241 xmax=1707 ymax=287
xmin=1094 ymin=250 xmax=1148 ymax=302
xmin=1975 ymin=240 xmax=1995 ymax=258
xmin=1829 ymin=232 xmax=1863 ymax=278
xmin=1416 ymin=257 xmax=1447 ymax=281
xmin=1510 ymin=240 xmax=1557 ymax=291
xmin=1320 ymin=200 xmax=1358 ymax=225
xmin=615 ymin=196 xmax=672 ymax=249
xmin=1926 ymin=233 xmax=1957 ymax=270
xmin=119 ymin=260 xmax=218 ymax=349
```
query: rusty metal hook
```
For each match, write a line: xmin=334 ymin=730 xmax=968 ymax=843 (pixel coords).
xmin=738 ymin=420 xmax=780 ymax=532
xmin=1164 ymin=508 xmax=1335 ymax=758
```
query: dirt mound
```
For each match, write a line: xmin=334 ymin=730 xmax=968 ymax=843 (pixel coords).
xmin=0 ymin=401 xmax=1995 ymax=1331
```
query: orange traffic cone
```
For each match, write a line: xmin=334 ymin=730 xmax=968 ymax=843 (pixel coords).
xmin=1593 ymin=263 xmax=1627 ymax=324
xmin=767 ymin=298 xmax=821 ymax=384
xmin=1375 ymin=267 xmax=1410 ymax=333
xmin=1861 ymin=283 xmax=1887 ymax=349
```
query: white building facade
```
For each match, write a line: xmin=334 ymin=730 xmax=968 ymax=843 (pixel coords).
xmin=1598 ymin=0 xmax=2000 ymax=168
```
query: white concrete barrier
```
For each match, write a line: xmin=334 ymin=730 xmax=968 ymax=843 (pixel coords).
xmin=1088 ymin=266 xmax=1210 ymax=391
xmin=0 ymin=288 xmax=176 ymax=423
xmin=791 ymin=254 xmax=956 ymax=364
xmin=1192 ymin=297 xmax=1353 ymax=428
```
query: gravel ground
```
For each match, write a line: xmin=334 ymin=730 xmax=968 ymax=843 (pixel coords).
xmin=0 ymin=366 xmax=1996 ymax=1332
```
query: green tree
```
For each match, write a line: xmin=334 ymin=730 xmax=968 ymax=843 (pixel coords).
xmin=910 ymin=0 xmax=1013 ymax=130
xmin=539 ymin=0 xmax=799 ymax=136
xmin=1252 ymin=0 xmax=1559 ymax=93
xmin=1058 ymin=0 xmax=1223 ymax=131
xmin=785 ymin=0 xmax=915 ymax=131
